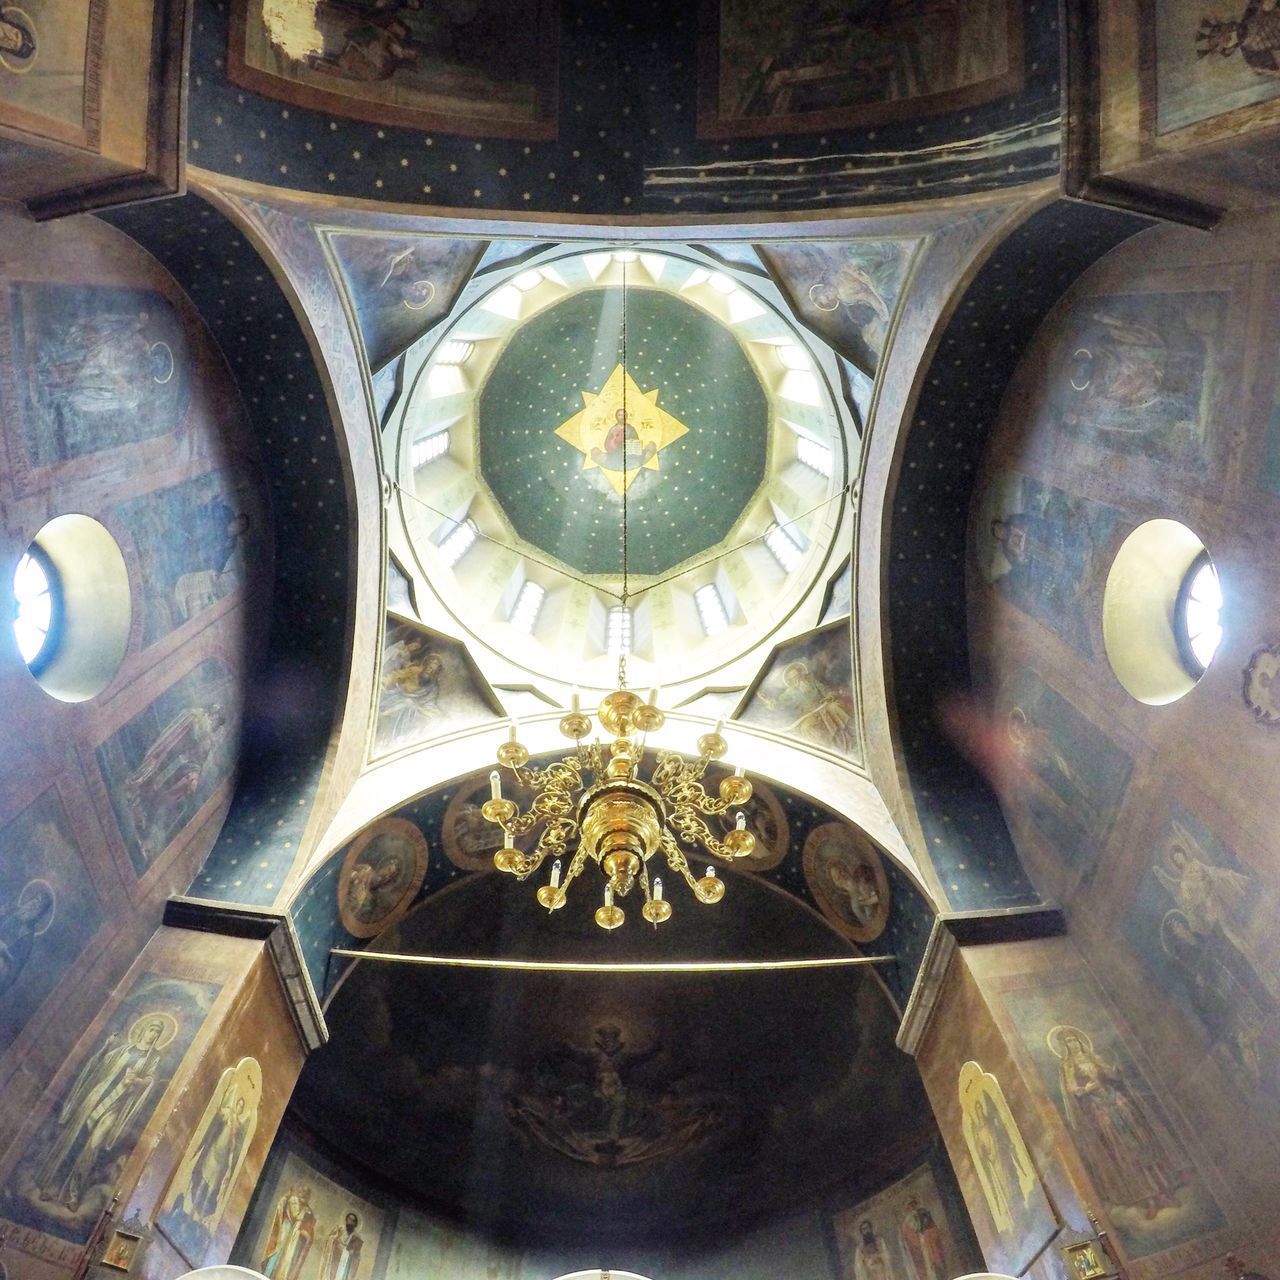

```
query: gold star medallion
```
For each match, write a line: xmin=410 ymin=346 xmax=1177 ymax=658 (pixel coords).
xmin=554 ymin=364 xmax=689 ymax=495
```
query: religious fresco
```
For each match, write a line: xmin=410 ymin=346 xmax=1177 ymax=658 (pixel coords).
xmin=802 ymin=822 xmax=890 ymax=944
xmin=246 ymin=1148 xmax=385 ymax=1280
xmin=328 ymin=233 xmax=484 ymax=371
xmin=289 ymin=872 xmax=930 ymax=1242
xmin=156 ymin=1056 xmax=263 ymax=1266
xmin=956 ymin=1061 xmax=1058 ymax=1274
xmin=228 ymin=0 xmax=558 ymax=139
xmin=737 ymin=623 xmax=858 ymax=759
xmin=1004 ymin=981 xmax=1227 ymax=1262
xmin=712 ymin=773 xmax=788 ymax=871
xmin=1044 ymin=290 xmax=1228 ymax=466
xmin=972 ymin=472 xmax=1122 ymax=658
xmin=759 ymin=241 xmax=915 ymax=374
xmin=374 ymin=616 xmax=498 ymax=758
xmin=114 ymin=470 xmax=263 ymax=647
xmin=831 ymin=1157 xmax=981 ymax=1280
xmin=1242 ymin=640 xmax=1280 ymax=724
xmin=507 ymin=1021 xmax=731 ymax=1169
xmin=478 ymin=287 xmax=768 ymax=576
xmin=443 ymin=772 xmax=514 ymax=872
xmin=0 ymin=973 xmax=217 ymax=1246
xmin=0 ymin=789 xmax=104 ymax=1053
xmin=95 ymin=658 xmax=239 ymax=875
xmin=1124 ymin=808 xmax=1280 ymax=1100
xmin=0 ymin=0 xmax=104 ymax=145
xmin=998 ymin=668 xmax=1132 ymax=877
xmin=698 ymin=0 xmax=1023 ymax=137
xmin=9 ymin=282 xmax=192 ymax=467
xmin=1155 ymin=0 xmax=1280 ymax=135
xmin=336 ymin=817 xmax=429 ymax=939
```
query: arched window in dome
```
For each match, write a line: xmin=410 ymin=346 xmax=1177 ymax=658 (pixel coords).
xmin=1175 ymin=551 xmax=1223 ymax=677
xmin=12 ymin=543 xmax=61 ymax=673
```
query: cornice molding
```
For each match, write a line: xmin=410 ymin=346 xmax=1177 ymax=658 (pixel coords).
xmin=164 ymin=896 xmax=329 ymax=1052
xmin=896 ymin=904 xmax=1065 ymax=1055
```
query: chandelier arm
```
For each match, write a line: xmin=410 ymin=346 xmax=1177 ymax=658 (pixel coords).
xmin=668 ymin=807 xmax=742 ymax=861
xmin=513 ymin=759 xmax=584 ymax=793
xmin=558 ymin=845 xmax=593 ymax=894
xmin=661 ymin=831 xmax=701 ymax=891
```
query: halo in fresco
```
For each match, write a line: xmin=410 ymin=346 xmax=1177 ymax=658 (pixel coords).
xmin=338 ymin=817 xmax=428 ymax=938
xmin=802 ymin=821 xmax=889 ymax=943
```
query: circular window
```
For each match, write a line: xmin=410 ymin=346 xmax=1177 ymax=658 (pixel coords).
xmin=1103 ymin=520 xmax=1220 ymax=705
xmin=12 ymin=544 xmax=61 ymax=673
xmin=1175 ymin=552 xmax=1223 ymax=676
xmin=10 ymin=515 xmax=131 ymax=702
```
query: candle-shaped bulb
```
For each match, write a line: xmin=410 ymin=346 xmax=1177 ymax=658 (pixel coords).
xmin=653 ymin=877 xmax=663 ymax=901
xmin=550 ymin=858 xmax=562 ymax=889
xmin=736 ymin=811 xmax=747 ymax=831
xmin=508 ymin=718 xmax=519 ymax=743
xmin=570 ymin=687 xmax=580 ymax=714
xmin=489 ymin=770 xmax=501 ymax=800
xmin=604 ymin=884 xmax=614 ymax=908
xmin=503 ymin=830 xmax=514 ymax=849
xmin=647 ymin=686 xmax=659 ymax=707
xmin=714 ymin=719 xmax=724 ymax=736
xmin=705 ymin=866 xmax=717 ymax=879
xmin=734 ymin=763 xmax=746 ymax=777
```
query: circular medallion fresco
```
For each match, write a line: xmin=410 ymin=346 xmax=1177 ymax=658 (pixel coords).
xmin=801 ymin=821 xmax=890 ymax=943
xmin=338 ymin=817 xmax=429 ymax=938
xmin=478 ymin=287 xmax=769 ymax=577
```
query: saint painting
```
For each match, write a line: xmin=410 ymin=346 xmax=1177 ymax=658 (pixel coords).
xmin=157 ymin=1057 xmax=263 ymax=1266
xmin=337 ymin=818 xmax=428 ymax=938
xmin=957 ymin=1062 xmax=1057 ymax=1272
xmin=802 ymin=822 xmax=890 ymax=943
xmin=1050 ymin=1024 xmax=1196 ymax=1218
xmin=15 ymin=283 xmax=191 ymax=467
xmin=739 ymin=624 xmax=858 ymax=757
xmin=319 ymin=1211 xmax=364 ymax=1280
xmin=6 ymin=974 xmax=217 ymax=1244
xmin=832 ymin=1159 xmax=978 ymax=1280
xmin=229 ymin=0 xmax=558 ymax=139
xmin=259 ymin=1183 xmax=316 ymax=1280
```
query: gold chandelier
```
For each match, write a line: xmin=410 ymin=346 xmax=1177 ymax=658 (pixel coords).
xmin=482 ymin=254 xmax=759 ymax=930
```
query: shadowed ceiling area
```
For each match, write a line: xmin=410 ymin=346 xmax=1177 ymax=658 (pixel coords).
xmin=295 ymin=870 xmax=926 ymax=1249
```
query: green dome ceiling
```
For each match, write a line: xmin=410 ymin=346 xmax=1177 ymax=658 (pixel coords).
xmin=477 ymin=287 xmax=769 ymax=576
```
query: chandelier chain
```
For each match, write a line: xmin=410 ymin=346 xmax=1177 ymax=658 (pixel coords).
xmin=619 ymin=253 xmax=630 ymax=691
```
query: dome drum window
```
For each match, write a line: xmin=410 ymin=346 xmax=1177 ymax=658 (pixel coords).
xmin=1103 ymin=520 xmax=1222 ymax=705
xmin=12 ymin=544 xmax=60 ymax=673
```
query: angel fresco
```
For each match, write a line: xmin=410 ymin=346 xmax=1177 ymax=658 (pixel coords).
xmin=1153 ymin=822 xmax=1276 ymax=1006
xmin=1196 ymin=5 xmax=1280 ymax=75
xmin=376 ymin=630 xmax=443 ymax=748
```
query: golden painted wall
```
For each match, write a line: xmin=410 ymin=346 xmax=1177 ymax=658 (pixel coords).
xmin=965 ymin=206 xmax=1280 ymax=1274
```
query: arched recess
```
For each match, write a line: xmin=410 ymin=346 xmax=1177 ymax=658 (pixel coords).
xmin=286 ymin=864 xmax=940 ymax=1252
xmin=102 ymin=192 xmax=359 ymax=909
xmin=284 ymin=734 xmax=941 ymax=1020
xmin=866 ymin=197 xmax=1155 ymax=913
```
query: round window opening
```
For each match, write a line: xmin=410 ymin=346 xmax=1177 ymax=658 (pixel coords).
xmin=10 ymin=515 xmax=131 ymax=702
xmin=12 ymin=543 xmax=61 ymax=674
xmin=1176 ymin=552 xmax=1223 ymax=677
xmin=1103 ymin=520 xmax=1222 ymax=705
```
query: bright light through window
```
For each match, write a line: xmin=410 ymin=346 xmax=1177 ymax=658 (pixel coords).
xmin=510 ymin=580 xmax=546 ymax=633
xmin=694 ymin=583 xmax=730 ymax=636
xmin=411 ymin=430 xmax=449 ymax=468
xmin=13 ymin=549 xmax=54 ymax=666
xmin=435 ymin=340 xmax=474 ymax=366
xmin=438 ymin=518 xmax=478 ymax=568
xmin=1181 ymin=557 xmax=1223 ymax=673
xmin=512 ymin=269 xmax=543 ymax=291
xmin=795 ymin=436 xmax=833 ymax=477
xmin=764 ymin=522 xmax=804 ymax=573
xmin=776 ymin=344 xmax=810 ymax=371
xmin=607 ymin=605 xmax=632 ymax=657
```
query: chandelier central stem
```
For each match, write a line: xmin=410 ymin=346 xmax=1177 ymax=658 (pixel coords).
xmin=619 ymin=252 xmax=629 ymax=692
